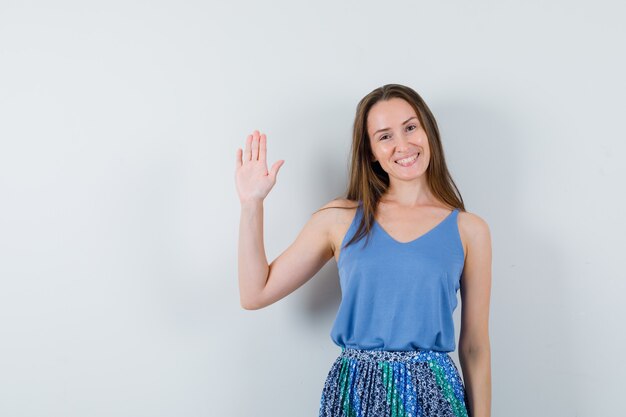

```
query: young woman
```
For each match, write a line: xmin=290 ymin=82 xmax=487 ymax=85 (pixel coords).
xmin=234 ymin=84 xmax=492 ymax=417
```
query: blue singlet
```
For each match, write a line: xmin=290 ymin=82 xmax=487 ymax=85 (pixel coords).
xmin=329 ymin=201 xmax=465 ymax=352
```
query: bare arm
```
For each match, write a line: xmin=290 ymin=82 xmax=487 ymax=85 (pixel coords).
xmin=237 ymin=199 xmax=269 ymax=309
xmin=234 ymin=130 xmax=334 ymax=310
xmin=238 ymin=200 xmax=335 ymax=310
xmin=458 ymin=212 xmax=492 ymax=417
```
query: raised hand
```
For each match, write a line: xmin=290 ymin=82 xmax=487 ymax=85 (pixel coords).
xmin=235 ymin=130 xmax=285 ymax=204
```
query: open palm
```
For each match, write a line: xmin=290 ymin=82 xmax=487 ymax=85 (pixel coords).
xmin=235 ymin=130 xmax=285 ymax=204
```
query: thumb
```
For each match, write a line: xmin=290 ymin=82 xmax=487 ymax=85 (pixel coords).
xmin=270 ymin=160 xmax=285 ymax=180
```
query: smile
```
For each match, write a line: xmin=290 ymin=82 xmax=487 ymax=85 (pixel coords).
xmin=395 ymin=153 xmax=419 ymax=167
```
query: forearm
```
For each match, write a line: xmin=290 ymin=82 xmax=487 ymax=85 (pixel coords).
xmin=238 ymin=199 xmax=270 ymax=309
xmin=459 ymin=346 xmax=491 ymax=417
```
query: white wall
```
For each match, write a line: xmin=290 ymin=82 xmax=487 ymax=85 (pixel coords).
xmin=1 ymin=1 xmax=624 ymax=416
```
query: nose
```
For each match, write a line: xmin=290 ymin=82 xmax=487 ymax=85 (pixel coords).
xmin=396 ymin=132 xmax=412 ymax=149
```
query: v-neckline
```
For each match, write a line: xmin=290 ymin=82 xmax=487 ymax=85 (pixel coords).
xmin=373 ymin=208 xmax=457 ymax=244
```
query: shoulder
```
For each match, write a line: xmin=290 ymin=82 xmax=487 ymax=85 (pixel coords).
xmin=313 ymin=198 xmax=360 ymax=254
xmin=311 ymin=198 xmax=360 ymax=231
xmin=457 ymin=209 xmax=491 ymax=246
xmin=314 ymin=198 xmax=359 ymax=216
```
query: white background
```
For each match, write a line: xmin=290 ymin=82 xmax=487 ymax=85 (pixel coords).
xmin=1 ymin=1 xmax=624 ymax=416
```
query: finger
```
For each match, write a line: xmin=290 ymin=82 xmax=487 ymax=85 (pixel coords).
xmin=270 ymin=159 xmax=285 ymax=180
xmin=259 ymin=133 xmax=267 ymax=162
xmin=244 ymin=134 xmax=252 ymax=162
xmin=251 ymin=130 xmax=260 ymax=161
xmin=235 ymin=147 xmax=242 ymax=169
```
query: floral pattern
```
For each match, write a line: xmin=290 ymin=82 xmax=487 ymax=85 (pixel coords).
xmin=319 ymin=347 xmax=469 ymax=417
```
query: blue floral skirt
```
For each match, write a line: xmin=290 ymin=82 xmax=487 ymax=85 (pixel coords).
xmin=318 ymin=347 xmax=469 ymax=417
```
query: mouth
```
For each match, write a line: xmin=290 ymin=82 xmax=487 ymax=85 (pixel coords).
xmin=395 ymin=152 xmax=420 ymax=167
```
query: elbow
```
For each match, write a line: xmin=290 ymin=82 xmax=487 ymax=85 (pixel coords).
xmin=239 ymin=282 xmax=271 ymax=310
xmin=458 ymin=339 xmax=491 ymax=358
xmin=240 ymin=297 xmax=256 ymax=310
xmin=240 ymin=295 xmax=264 ymax=310
xmin=240 ymin=300 xmax=259 ymax=310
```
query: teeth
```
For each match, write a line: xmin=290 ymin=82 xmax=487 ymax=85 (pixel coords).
xmin=396 ymin=154 xmax=418 ymax=164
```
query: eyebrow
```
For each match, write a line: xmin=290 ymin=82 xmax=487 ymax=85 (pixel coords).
xmin=373 ymin=117 xmax=418 ymax=136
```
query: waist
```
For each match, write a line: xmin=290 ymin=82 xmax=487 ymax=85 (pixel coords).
xmin=339 ymin=346 xmax=451 ymax=363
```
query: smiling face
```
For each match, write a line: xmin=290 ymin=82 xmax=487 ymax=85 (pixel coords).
xmin=367 ymin=97 xmax=430 ymax=180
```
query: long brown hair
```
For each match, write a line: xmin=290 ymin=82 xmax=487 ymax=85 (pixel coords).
xmin=325 ymin=83 xmax=465 ymax=250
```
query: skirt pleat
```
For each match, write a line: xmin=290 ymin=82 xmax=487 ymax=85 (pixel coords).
xmin=319 ymin=348 xmax=469 ymax=417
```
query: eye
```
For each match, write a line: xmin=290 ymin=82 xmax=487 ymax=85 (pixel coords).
xmin=380 ymin=134 xmax=390 ymax=140
xmin=406 ymin=124 xmax=417 ymax=132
